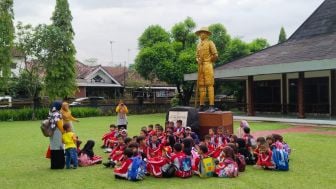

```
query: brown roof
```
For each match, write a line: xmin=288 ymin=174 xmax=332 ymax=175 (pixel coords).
xmin=216 ymin=0 xmax=336 ymax=71
xmin=76 ymin=61 xmax=172 ymax=87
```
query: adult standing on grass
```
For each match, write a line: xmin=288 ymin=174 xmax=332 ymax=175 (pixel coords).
xmin=61 ymin=102 xmax=79 ymax=131
xmin=116 ymin=100 xmax=128 ymax=130
xmin=49 ymin=101 xmax=65 ymax=169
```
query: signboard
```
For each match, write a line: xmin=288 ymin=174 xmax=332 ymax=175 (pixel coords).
xmin=168 ymin=111 xmax=188 ymax=127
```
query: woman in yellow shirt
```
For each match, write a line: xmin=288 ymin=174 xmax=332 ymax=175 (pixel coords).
xmin=61 ymin=102 xmax=79 ymax=130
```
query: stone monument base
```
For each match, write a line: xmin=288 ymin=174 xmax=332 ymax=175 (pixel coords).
xmin=198 ymin=111 xmax=233 ymax=139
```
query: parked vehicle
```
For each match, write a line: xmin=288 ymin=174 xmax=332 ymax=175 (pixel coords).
xmin=69 ymin=97 xmax=106 ymax=106
xmin=0 ymin=96 xmax=12 ymax=108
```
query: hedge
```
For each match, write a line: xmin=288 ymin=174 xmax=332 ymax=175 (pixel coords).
xmin=0 ymin=107 xmax=104 ymax=121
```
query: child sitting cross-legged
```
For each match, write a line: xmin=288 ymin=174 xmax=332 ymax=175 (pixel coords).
xmin=254 ymin=143 xmax=275 ymax=170
xmin=214 ymin=146 xmax=239 ymax=178
xmin=171 ymin=143 xmax=193 ymax=178
xmin=114 ymin=148 xmax=134 ymax=179
xmin=101 ymin=124 xmax=117 ymax=149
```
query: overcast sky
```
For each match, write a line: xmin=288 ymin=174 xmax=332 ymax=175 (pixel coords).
xmin=13 ymin=0 xmax=324 ymax=66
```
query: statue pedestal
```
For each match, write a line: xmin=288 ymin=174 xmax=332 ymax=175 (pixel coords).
xmin=198 ymin=111 xmax=233 ymax=139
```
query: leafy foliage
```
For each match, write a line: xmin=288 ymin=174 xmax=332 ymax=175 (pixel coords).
xmin=208 ymin=23 xmax=231 ymax=66
xmin=278 ymin=26 xmax=287 ymax=43
xmin=45 ymin=0 xmax=77 ymax=100
xmin=135 ymin=18 xmax=198 ymax=105
xmin=0 ymin=0 xmax=14 ymax=93
xmin=138 ymin=25 xmax=170 ymax=49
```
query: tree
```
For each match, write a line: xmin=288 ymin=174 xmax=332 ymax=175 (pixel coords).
xmin=249 ymin=38 xmax=269 ymax=53
xmin=135 ymin=18 xmax=198 ymax=105
xmin=0 ymin=0 xmax=14 ymax=93
xmin=138 ymin=25 xmax=170 ymax=49
xmin=45 ymin=0 xmax=77 ymax=100
xmin=278 ymin=26 xmax=287 ymax=43
xmin=15 ymin=23 xmax=46 ymax=119
xmin=208 ymin=23 xmax=231 ymax=66
xmin=224 ymin=38 xmax=250 ymax=62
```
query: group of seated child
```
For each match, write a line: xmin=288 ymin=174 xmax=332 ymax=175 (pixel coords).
xmin=100 ymin=120 xmax=290 ymax=180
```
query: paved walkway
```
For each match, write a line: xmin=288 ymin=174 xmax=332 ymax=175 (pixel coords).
xmin=251 ymin=125 xmax=336 ymax=138
xmin=234 ymin=115 xmax=336 ymax=126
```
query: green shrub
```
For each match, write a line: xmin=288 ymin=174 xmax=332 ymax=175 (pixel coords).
xmin=0 ymin=107 xmax=103 ymax=121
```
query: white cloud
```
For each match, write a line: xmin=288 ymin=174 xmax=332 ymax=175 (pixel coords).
xmin=13 ymin=0 xmax=324 ymax=66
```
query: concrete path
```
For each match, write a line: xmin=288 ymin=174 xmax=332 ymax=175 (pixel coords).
xmin=234 ymin=115 xmax=336 ymax=126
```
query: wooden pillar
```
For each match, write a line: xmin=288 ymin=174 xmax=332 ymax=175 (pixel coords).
xmin=247 ymin=76 xmax=255 ymax=116
xmin=331 ymin=70 xmax=336 ymax=116
xmin=282 ymin=73 xmax=288 ymax=114
xmin=242 ymin=80 xmax=247 ymax=113
xmin=297 ymin=72 xmax=305 ymax=118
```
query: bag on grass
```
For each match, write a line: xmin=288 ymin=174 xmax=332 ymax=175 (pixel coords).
xmin=40 ymin=119 xmax=56 ymax=137
xmin=176 ymin=156 xmax=193 ymax=178
xmin=236 ymin=154 xmax=246 ymax=172
xmin=127 ymin=156 xmax=146 ymax=181
xmin=199 ymin=157 xmax=215 ymax=178
xmin=272 ymin=142 xmax=289 ymax=171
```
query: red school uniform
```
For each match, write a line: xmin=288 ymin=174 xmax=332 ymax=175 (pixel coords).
xmin=174 ymin=127 xmax=185 ymax=136
xmin=102 ymin=131 xmax=117 ymax=147
xmin=257 ymin=149 xmax=274 ymax=167
xmin=114 ymin=158 xmax=133 ymax=178
xmin=110 ymin=144 xmax=126 ymax=162
xmin=147 ymin=141 xmax=163 ymax=158
xmin=170 ymin=151 xmax=192 ymax=178
xmin=215 ymin=134 xmax=228 ymax=146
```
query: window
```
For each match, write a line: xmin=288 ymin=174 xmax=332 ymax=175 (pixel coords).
xmin=92 ymin=75 xmax=105 ymax=83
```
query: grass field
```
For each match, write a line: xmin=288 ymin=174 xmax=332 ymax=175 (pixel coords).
xmin=0 ymin=113 xmax=335 ymax=189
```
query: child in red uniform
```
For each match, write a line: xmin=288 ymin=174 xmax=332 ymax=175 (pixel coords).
xmin=204 ymin=135 xmax=215 ymax=157
xmin=156 ymin=125 xmax=166 ymax=143
xmin=215 ymin=126 xmax=228 ymax=146
xmin=214 ymin=146 xmax=238 ymax=178
xmin=147 ymin=124 xmax=156 ymax=136
xmin=174 ymin=120 xmax=185 ymax=136
xmin=103 ymin=135 xmax=128 ymax=168
xmin=254 ymin=137 xmax=267 ymax=162
xmin=114 ymin=148 xmax=134 ymax=179
xmin=147 ymin=135 xmax=162 ymax=158
xmin=101 ymin=124 xmax=117 ymax=148
xmin=254 ymin=144 xmax=275 ymax=170
xmin=208 ymin=128 xmax=216 ymax=146
xmin=170 ymin=143 xmax=192 ymax=178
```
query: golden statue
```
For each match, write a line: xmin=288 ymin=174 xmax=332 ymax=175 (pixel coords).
xmin=195 ymin=27 xmax=218 ymax=112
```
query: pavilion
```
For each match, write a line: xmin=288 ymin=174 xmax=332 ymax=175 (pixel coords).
xmin=184 ymin=0 xmax=336 ymax=118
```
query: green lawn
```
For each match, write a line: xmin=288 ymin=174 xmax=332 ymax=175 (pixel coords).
xmin=0 ymin=114 xmax=335 ymax=189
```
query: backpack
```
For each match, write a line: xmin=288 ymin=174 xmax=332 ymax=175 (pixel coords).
xmin=176 ymin=156 xmax=193 ymax=178
xmin=40 ymin=119 xmax=56 ymax=137
xmin=127 ymin=157 xmax=146 ymax=181
xmin=162 ymin=164 xmax=176 ymax=178
xmin=199 ymin=157 xmax=215 ymax=178
xmin=236 ymin=154 xmax=246 ymax=172
xmin=216 ymin=159 xmax=239 ymax=178
xmin=272 ymin=145 xmax=289 ymax=171
xmin=246 ymin=135 xmax=257 ymax=148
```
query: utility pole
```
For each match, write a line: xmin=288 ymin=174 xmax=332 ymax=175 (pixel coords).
xmin=109 ymin=40 xmax=115 ymax=65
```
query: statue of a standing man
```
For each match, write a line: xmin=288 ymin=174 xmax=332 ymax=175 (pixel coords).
xmin=195 ymin=27 xmax=218 ymax=112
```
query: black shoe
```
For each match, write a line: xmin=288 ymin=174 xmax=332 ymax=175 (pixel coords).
xmin=101 ymin=145 xmax=106 ymax=149
xmin=110 ymin=161 xmax=116 ymax=168
xmin=103 ymin=162 xmax=111 ymax=168
xmin=199 ymin=105 xmax=206 ymax=112
xmin=206 ymin=106 xmax=216 ymax=112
